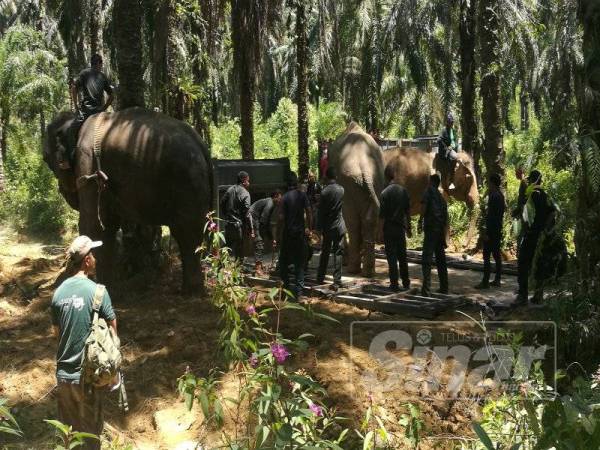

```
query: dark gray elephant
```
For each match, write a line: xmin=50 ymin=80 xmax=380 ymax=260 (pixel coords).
xmin=43 ymin=108 xmax=214 ymax=292
xmin=328 ymin=122 xmax=385 ymax=277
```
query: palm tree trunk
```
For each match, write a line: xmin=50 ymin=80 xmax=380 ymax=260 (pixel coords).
xmin=232 ymin=0 xmax=255 ymax=160
xmin=113 ymin=0 xmax=145 ymax=109
xmin=459 ymin=0 xmax=479 ymax=154
xmin=575 ymin=0 xmax=600 ymax=294
xmin=297 ymin=1 xmax=309 ymax=180
xmin=479 ymin=0 xmax=504 ymax=180
xmin=89 ymin=0 xmax=102 ymax=56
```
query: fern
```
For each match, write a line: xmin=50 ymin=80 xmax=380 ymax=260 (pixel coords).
xmin=580 ymin=135 xmax=600 ymax=199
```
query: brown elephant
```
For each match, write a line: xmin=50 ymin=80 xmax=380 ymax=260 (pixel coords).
xmin=382 ymin=147 xmax=479 ymax=215
xmin=43 ymin=108 xmax=214 ymax=292
xmin=328 ymin=122 xmax=385 ymax=277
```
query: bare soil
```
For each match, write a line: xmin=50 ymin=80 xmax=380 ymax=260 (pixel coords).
xmin=1 ymin=228 xmax=529 ymax=449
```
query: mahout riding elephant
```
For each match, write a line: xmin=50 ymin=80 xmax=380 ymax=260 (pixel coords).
xmin=328 ymin=122 xmax=385 ymax=277
xmin=382 ymin=146 xmax=479 ymax=215
xmin=43 ymin=108 xmax=214 ymax=292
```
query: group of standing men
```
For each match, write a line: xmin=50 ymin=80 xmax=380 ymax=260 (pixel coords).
xmin=220 ymin=168 xmax=345 ymax=300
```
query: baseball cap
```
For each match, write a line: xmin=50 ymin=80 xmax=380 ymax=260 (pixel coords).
xmin=68 ymin=235 xmax=102 ymax=262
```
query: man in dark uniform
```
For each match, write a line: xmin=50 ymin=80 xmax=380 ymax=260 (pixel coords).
xmin=316 ymin=167 xmax=346 ymax=291
xmin=279 ymin=172 xmax=312 ymax=300
xmin=220 ymin=171 xmax=252 ymax=261
xmin=437 ymin=113 xmax=458 ymax=161
xmin=61 ymin=54 xmax=114 ymax=170
xmin=476 ymin=173 xmax=505 ymax=289
xmin=379 ymin=167 xmax=412 ymax=291
xmin=516 ymin=170 xmax=556 ymax=305
xmin=419 ymin=173 xmax=449 ymax=296
xmin=250 ymin=190 xmax=282 ymax=275
xmin=306 ymin=171 xmax=322 ymax=230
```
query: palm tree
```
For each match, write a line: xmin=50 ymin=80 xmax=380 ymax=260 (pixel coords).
xmin=113 ymin=0 xmax=145 ymax=109
xmin=576 ymin=0 xmax=600 ymax=294
xmin=296 ymin=0 xmax=309 ymax=180
xmin=231 ymin=0 xmax=279 ymax=160
xmin=479 ymin=0 xmax=504 ymax=180
xmin=459 ymin=0 xmax=479 ymax=160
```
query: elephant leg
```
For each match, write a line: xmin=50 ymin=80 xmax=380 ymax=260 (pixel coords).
xmin=345 ymin=211 xmax=361 ymax=274
xmin=170 ymin=222 xmax=203 ymax=294
xmin=361 ymin=204 xmax=377 ymax=278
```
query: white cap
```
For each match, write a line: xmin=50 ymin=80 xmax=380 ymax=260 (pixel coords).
xmin=68 ymin=235 xmax=102 ymax=262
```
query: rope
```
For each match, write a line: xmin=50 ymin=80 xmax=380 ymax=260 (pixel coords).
xmin=93 ymin=113 xmax=108 ymax=231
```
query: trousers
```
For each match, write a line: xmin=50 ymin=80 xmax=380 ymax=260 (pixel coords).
xmin=483 ymin=232 xmax=502 ymax=283
xmin=517 ymin=232 xmax=541 ymax=299
xmin=317 ymin=230 xmax=344 ymax=285
xmin=384 ymin=227 xmax=410 ymax=288
xmin=225 ymin=224 xmax=244 ymax=260
xmin=56 ymin=380 xmax=103 ymax=450
xmin=279 ymin=233 xmax=306 ymax=299
xmin=421 ymin=228 xmax=448 ymax=296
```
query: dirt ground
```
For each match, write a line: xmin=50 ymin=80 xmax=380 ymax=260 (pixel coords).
xmin=1 ymin=227 xmax=537 ymax=449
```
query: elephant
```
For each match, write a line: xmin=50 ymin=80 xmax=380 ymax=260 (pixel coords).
xmin=328 ymin=122 xmax=385 ymax=277
xmin=382 ymin=146 xmax=479 ymax=215
xmin=43 ymin=107 xmax=214 ymax=292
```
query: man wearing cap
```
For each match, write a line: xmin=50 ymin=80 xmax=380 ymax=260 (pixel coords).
xmin=51 ymin=236 xmax=117 ymax=449
xmin=516 ymin=170 xmax=556 ymax=305
xmin=220 ymin=171 xmax=253 ymax=260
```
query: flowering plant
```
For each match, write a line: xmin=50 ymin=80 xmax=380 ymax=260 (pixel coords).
xmin=179 ymin=215 xmax=348 ymax=448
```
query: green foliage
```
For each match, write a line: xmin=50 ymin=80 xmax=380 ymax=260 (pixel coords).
xmin=180 ymin=214 xmax=349 ymax=448
xmin=44 ymin=419 xmax=99 ymax=450
xmin=0 ymin=123 xmax=77 ymax=237
xmin=0 ymin=398 xmax=22 ymax=438
xmin=211 ymin=99 xmax=346 ymax=173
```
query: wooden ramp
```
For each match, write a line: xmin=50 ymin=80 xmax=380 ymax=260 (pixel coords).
xmin=246 ymin=263 xmax=468 ymax=318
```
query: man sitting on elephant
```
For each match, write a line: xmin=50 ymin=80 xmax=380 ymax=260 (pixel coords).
xmin=419 ymin=173 xmax=449 ymax=296
xmin=220 ymin=171 xmax=253 ymax=261
xmin=60 ymin=54 xmax=114 ymax=170
xmin=437 ymin=113 xmax=459 ymax=161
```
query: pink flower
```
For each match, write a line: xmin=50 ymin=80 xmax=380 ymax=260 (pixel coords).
xmin=245 ymin=304 xmax=256 ymax=315
xmin=208 ymin=221 xmax=218 ymax=232
xmin=247 ymin=291 xmax=258 ymax=302
xmin=309 ymin=403 xmax=323 ymax=417
xmin=249 ymin=353 xmax=259 ymax=368
xmin=270 ymin=343 xmax=291 ymax=364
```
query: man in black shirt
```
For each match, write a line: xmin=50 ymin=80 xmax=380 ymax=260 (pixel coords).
xmin=306 ymin=171 xmax=322 ymax=230
xmin=476 ymin=173 xmax=505 ymax=289
xmin=317 ymin=168 xmax=346 ymax=290
xmin=220 ymin=171 xmax=252 ymax=261
xmin=250 ymin=190 xmax=282 ymax=275
xmin=516 ymin=170 xmax=556 ymax=305
xmin=419 ymin=174 xmax=449 ymax=296
xmin=379 ymin=167 xmax=412 ymax=290
xmin=62 ymin=54 xmax=114 ymax=170
xmin=279 ymin=172 xmax=312 ymax=300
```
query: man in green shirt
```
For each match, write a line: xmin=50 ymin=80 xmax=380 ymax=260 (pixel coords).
xmin=51 ymin=236 xmax=117 ymax=449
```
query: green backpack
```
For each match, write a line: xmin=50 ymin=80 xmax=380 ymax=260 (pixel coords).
xmin=82 ymin=284 xmax=122 ymax=387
